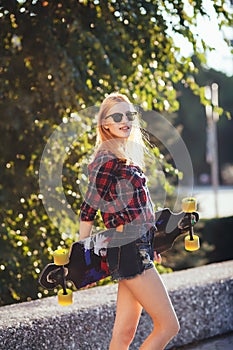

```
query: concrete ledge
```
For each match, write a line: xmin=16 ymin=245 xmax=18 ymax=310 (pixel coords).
xmin=0 ymin=261 xmax=232 ymax=350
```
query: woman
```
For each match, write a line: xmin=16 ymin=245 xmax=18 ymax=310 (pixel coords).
xmin=79 ymin=93 xmax=179 ymax=350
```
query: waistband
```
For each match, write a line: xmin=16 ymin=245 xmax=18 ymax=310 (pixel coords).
xmin=116 ymin=222 xmax=154 ymax=233
xmin=106 ymin=224 xmax=156 ymax=248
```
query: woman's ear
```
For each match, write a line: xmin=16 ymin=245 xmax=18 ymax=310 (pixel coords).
xmin=103 ymin=126 xmax=109 ymax=130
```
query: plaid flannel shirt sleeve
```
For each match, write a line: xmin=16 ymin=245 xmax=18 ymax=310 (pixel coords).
xmin=80 ymin=154 xmax=118 ymax=222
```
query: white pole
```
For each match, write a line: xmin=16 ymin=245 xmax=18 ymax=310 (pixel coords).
xmin=205 ymin=84 xmax=219 ymax=217
xmin=211 ymin=83 xmax=219 ymax=217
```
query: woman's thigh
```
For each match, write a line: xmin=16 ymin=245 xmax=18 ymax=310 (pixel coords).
xmin=112 ymin=280 xmax=143 ymax=336
xmin=122 ymin=267 xmax=178 ymax=327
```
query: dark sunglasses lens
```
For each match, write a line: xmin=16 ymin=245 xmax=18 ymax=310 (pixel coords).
xmin=126 ymin=112 xmax=137 ymax=121
xmin=112 ymin=113 xmax=123 ymax=122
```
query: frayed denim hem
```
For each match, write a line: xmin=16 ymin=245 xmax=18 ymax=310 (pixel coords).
xmin=111 ymin=262 xmax=154 ymax=282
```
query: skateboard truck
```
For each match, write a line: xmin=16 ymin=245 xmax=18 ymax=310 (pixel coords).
xmin=52 ymin=249 xmax=73 ymax=306
xmin=182 ymin=198 xmax=200 ymax=251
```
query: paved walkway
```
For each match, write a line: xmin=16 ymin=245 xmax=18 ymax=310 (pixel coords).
xmin=172 ymin=333 xmax=233 ymax=350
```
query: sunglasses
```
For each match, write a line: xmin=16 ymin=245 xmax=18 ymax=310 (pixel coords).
xmin=104 ymin=111 xmax=138 ymax=123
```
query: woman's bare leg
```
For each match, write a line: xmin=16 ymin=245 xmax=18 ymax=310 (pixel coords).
xmin=109 ymin=280 xmax=143 ymax=350
xmin=123 ymin=267 xmax=180 ymax=350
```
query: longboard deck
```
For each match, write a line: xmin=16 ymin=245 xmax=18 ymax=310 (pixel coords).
xmin=39 ymin=209 xmax=199 ymax=291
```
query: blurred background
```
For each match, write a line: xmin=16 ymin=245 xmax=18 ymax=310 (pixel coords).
xmin=0 ymin=0 xmax=232 ymax=306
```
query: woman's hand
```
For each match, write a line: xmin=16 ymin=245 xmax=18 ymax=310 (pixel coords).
xmin=79 ymin=220 xmax=94 ymax=240
xmin=154 ymin=251 xmax=162 ymax=264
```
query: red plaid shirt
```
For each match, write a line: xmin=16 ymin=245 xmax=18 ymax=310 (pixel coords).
xmin=80 ymin=150 xmax=155 ymax=229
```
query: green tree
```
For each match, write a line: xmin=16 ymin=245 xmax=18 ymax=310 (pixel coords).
xmin=0 ymin=0 xmax=232 ymax=305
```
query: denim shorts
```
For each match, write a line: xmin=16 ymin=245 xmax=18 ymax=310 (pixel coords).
xmin=106 ymin=226 xmax=156 ymax=281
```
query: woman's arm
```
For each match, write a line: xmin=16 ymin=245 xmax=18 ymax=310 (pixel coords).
xmin=80 ymin=154 xmax=118 ymax=232
xmin=79 ymin=220 xmax=94 ymax=240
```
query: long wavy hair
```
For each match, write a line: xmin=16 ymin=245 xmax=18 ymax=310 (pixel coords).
xmin=94 ymin=92 xmax=147 ymax=168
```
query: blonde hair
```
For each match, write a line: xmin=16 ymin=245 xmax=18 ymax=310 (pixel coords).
xmin=94 ymin=92 xmax=147 ymax=168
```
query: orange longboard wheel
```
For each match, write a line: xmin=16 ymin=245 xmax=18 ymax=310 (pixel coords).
xmin=182 ymin=197 xmax=197 ymax=213
xmin=185 ymin=235 xmax=200 ymax=251
xmin=58 ymin=289 xmax=73 ymax=306
xmin=53 ymin=248 xmax=69 ymax=266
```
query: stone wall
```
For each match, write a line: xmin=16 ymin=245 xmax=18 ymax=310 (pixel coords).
xmin=0 ymin=260 xmax=232 ymax=350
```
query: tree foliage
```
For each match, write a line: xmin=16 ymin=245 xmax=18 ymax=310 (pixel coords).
xmin=0 ymin=0 xmax=232 ymax=305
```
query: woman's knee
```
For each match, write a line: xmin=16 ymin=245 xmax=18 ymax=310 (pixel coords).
xmin=168 ymin=315 xmax=180 ymax=337
xmin=112 ymin=324 xmax=137 ymax=346
xmin=157 ymin=312 xmax=180 ymax=338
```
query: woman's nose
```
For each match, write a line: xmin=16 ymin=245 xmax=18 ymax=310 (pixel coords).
xmin=121 ymin=114 xmax=129 ymax=122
